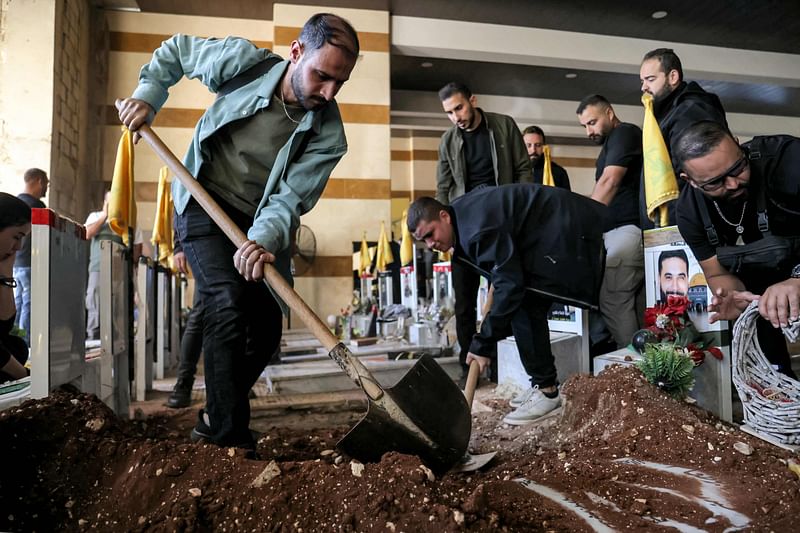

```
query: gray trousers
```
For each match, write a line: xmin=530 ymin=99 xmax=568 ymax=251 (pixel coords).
xmin=599 ymin=224 xmax=644 ymax=348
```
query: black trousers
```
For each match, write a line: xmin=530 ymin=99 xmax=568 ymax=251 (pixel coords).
xmin=452 ymin=261 xmax=495 ymax=370
xmin=176 ymin=197 xmax=283 ymax=446
xmin=175 ymin=293 xmax=204 ymax=387
xmin=511 ymin=293 xmax=558 ymax=389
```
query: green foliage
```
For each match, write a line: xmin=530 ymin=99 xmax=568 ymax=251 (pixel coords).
xmin=636 ymin=343 xmax=695 ymax=399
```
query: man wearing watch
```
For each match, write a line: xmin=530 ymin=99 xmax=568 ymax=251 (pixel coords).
xmin=674 ymin=121 xmax=800 ymax=378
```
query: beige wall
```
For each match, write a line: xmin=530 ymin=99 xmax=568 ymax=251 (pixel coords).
xmin=0 ymin=0 xmax=56 ymax=200
xmin=0 ymin=0 xmax=105 ymax=221
xmin=105 ymin=5 xmax=390 ymax=320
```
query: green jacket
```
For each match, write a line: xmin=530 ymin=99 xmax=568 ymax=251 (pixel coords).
xmin=131 ymin=35 xmax=347 ymax=285
xmin=436 ymin=110 xmax=531 ymax=204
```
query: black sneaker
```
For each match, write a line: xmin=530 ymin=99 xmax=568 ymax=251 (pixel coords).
xmin=166 ymin=387 xmax=192 ymax=409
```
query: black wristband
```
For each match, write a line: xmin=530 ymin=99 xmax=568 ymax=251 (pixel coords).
xmin=0 ymin=277 xmax=17 ymax=288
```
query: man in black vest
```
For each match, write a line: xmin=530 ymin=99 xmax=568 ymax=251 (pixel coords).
xmin=674 ymin=121 xmax=800 ymax=378
xmin=639 ymin=48 xmax=728 ymax=228
xmin=408 ymin=185 xmax=609 ymax=424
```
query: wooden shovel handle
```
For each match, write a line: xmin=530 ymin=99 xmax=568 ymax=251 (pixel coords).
xmin=133 ymin=121 xmax=339 ymax=351
xmin=464 ymin=359 xmax=481 ymax=407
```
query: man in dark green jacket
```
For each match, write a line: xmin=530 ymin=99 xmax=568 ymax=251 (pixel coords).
xmin=435 ymin=82 xmax=531 ymax=381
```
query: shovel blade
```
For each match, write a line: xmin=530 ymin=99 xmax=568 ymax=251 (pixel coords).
xmin=338 ymin=354 xmax=471 ymax=473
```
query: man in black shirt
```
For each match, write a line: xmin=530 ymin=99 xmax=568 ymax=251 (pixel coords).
xmin=14 ymin=168 xmax=48 ymax=345
xmin=522 ymin=125 xmax=571 ymax=190
xmin=674 ymin=121 xmax=800 ymax=378
xmin=639 ymin=48 xmax=728 ymax=228
xmin=436 ymin=82 xmax=531 ymax=380
xmin=577 ymin=95 xmax=644 ymax=349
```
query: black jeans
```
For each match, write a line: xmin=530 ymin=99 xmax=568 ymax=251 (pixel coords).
xmin=175 ymin=293 xmax=204 ymax=387
xmin=511 ymin=293 xmax=558 ymax=389
xmin=176 ymin=197 xmax=283 ymax=446
xmin=452 ymin=261 xmax=496 ymax=370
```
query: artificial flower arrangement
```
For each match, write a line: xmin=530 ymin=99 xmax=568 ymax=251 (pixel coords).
xmin=633 ymin=295 xmax=722 ymax=398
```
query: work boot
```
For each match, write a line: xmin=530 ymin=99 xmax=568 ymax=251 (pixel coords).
xmin=166 ymin=380 xmax=193 ymax=409
xmin=503 ymin=386 xmax=561 ymax=426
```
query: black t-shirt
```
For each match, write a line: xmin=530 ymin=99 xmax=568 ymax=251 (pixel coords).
xmin=462 ymin=117 xmax=495 ymax=192
xmin=15 ymin=193 xmax=46 ymax=268
xmin=595 ymin=122 xmax=642 ymax=228
xmin=677 ymin=135 xmax=800 ymax=262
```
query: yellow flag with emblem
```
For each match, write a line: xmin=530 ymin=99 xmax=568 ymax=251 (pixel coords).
xmin=542 ymin=145 xmax=555 ymax=187
xmin=151 ymin=166 xmax=173 ymax=265
xmin=108 ymin=126 xmax=137 ymax=245
xmin=400 ymin=210 xmax=414 ymax=266
xmin=375 ymin=220 xmax=394 ymax=272
xmin=642 ymin=93 xmax=680 ymax=227
xmin=358 ymin=231 xmax=371 ymax=277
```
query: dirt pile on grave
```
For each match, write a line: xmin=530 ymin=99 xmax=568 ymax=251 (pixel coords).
xmin=1 ymin=365 xmax=799 ymax=532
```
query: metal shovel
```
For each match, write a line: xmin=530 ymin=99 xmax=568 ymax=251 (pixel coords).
xmin=130 ymin=120 xmax=471 ymax=472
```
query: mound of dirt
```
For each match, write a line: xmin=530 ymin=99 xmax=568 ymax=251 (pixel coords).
xmin=1 ymin=365 xmax=799 ymax=532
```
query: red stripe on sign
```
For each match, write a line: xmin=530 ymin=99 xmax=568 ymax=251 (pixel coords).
xmin=31 ymin=208 xmax=57 ymax=226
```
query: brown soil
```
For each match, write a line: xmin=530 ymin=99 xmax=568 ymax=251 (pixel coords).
xmin=2 ymin=365 xmax=799 ymax=532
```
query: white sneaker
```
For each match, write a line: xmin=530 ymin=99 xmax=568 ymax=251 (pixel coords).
xmin=509 ymin=387 xmax=537 ymax=408
xmin=503 ymin=387 xmax=561 ymax=426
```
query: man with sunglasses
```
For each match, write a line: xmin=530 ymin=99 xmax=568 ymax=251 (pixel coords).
xmin=675 ymin=121 xmax=800 ymax=379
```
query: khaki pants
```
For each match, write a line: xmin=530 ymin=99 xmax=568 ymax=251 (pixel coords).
xmin=599 ymin=224 xmax=644 ymax=348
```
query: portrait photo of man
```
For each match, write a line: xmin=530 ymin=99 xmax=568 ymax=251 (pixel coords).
xmin=658 ymin=249 xmax=689 ymax=301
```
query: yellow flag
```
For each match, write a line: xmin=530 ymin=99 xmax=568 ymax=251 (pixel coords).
xmin=376 ymin=221 xmax=394 ymax=272
xmin=108 ymin=126 xmax=136 ymax=245
xmin=400 ymin=210 xmax=414 ymax=266
xmin=151 ymin=166 xmax=174 ymax=265
xmin=642 ymin=93 xmax=680 ymax=227
xmin=358 ymin=231 xmax=371 ymax=277
xmin=542 ymin=145 xmax=555 ymax=187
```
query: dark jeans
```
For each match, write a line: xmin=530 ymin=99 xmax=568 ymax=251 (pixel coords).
xmin=175 ymin=293 xmax=204 ymax=387
xmin=176 ymin=197 xmax=283 ymax=446
xmin=511 ymin=293 xmax=558 ymax=389
xmin=452 ymin=261 xmax=496 ymax=371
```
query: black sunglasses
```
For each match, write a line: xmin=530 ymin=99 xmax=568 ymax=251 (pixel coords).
xmin=686 ymin=153 xmax=749 ymax=192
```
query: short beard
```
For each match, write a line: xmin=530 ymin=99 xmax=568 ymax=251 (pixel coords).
xmin=291 ymin=67 xmax=327 ymax=112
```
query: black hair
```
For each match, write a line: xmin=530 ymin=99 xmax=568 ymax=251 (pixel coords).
xmin=658 ymin=249 xmax=689 ymax=274
xmin=438 ymin=82 xmax=472 ymax=102
xmin=407 ymin=197 xmax=446 ymax=233
xmin=672 ymin=121 xmax=736 ymax=171
xmin=299 ymin=13 xmax=360 ymax=59
xmin=642 ymin=48 xmax=684 ymax=82
xmin=576 ymin=94 xmax=611 ymax=115
xmin=522 ymin=125 xmax=546 ymax=144
xmin=0 ymin=192 xmax=32 ymax=230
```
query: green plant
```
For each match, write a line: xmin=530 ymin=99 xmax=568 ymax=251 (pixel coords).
xmin=636 ymin=343 xmax=695 ymax=399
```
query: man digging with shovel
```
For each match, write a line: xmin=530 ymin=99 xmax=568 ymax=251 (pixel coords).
xmin=408 ymin=185 xmax=610 ymax=424
xmin=117 ymin=14 xmax=359 ymax=450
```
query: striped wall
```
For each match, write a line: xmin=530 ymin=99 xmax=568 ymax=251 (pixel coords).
xmin=389 ymin=128 xmax=601 ymax=227
xmin=104 ymin=5 xmax=390 ymax=320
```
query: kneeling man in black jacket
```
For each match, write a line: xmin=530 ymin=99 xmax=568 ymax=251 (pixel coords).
xmin=408 ymin=184 xmax=610 ymax=424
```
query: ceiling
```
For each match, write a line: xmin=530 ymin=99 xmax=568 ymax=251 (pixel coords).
xmin=119 ymin=0 xmax=800 ymax=129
